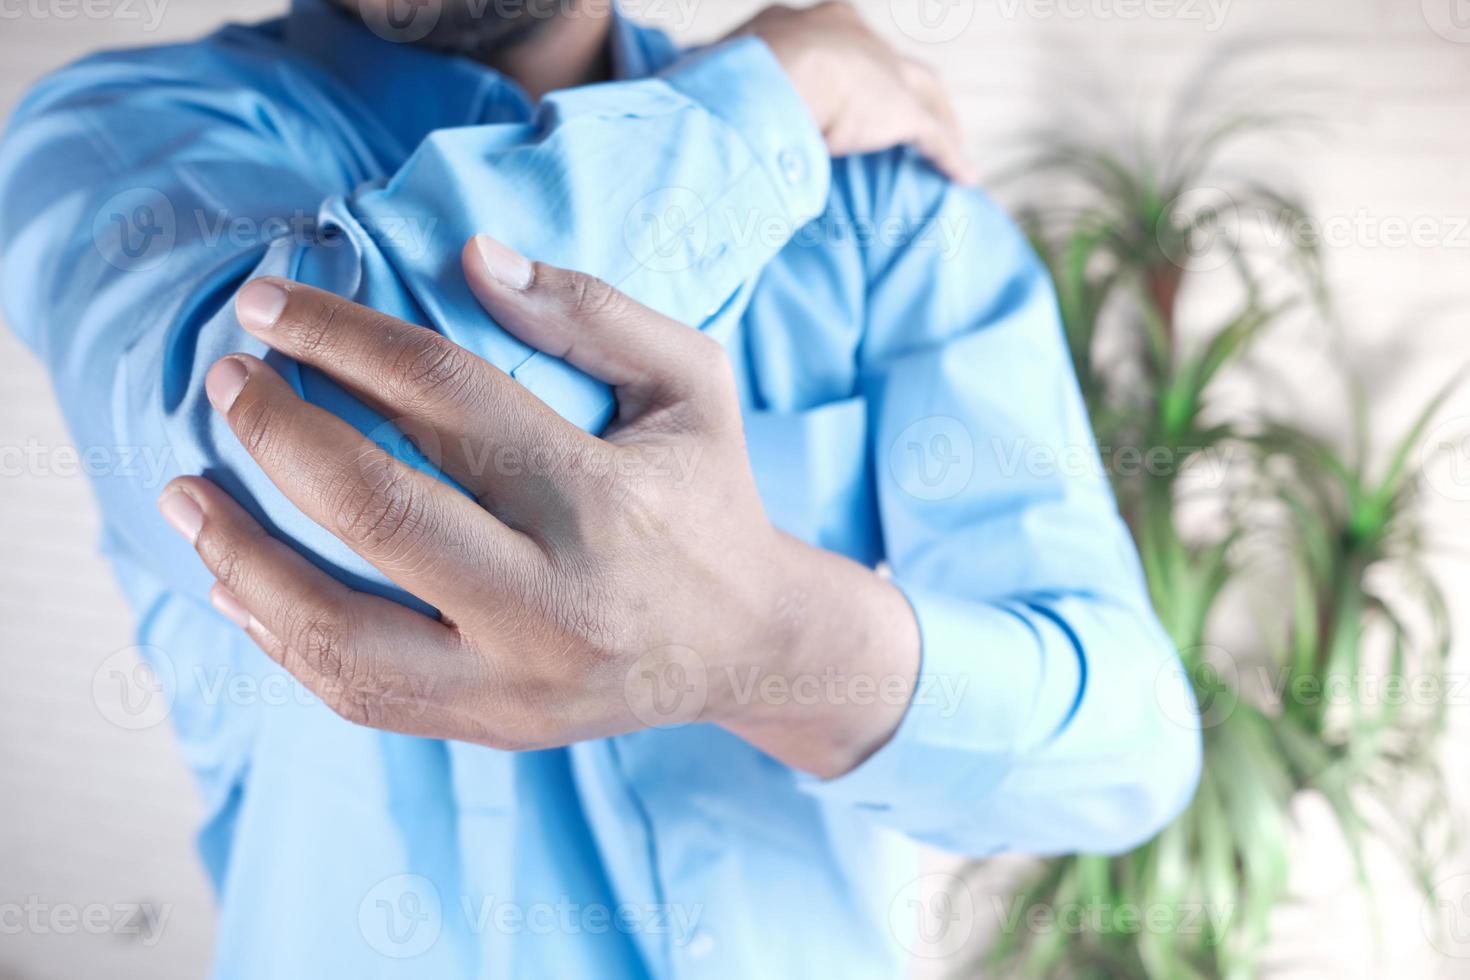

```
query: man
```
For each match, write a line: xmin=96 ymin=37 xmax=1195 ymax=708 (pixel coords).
xmin=0 ymin=1 xmax=1201 ymax=977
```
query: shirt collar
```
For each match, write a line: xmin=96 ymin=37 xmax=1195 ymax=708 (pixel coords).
xmin=283 ymin=0 xmax=678 ymax=151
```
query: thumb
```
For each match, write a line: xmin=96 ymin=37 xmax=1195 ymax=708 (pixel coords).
xmin=462 ymin=235 xmax=718 ymax=407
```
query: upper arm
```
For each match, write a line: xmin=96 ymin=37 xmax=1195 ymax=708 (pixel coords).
xmin=799 ymin=151 xmax=1200 ymax=854
xmin=848 ymin=149 xmax=1129 ymax=599
xmin=0 ymin=35 xmax=832 ymax=613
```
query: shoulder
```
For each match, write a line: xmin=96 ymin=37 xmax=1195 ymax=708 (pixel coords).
xmin=0 ymin=20 xmax=373 ymax=223
xmin=13 ymin=21 xmax=303 ymax=117
xmin=745 ymin=147 xmax=1045 ymax=404
xmin=2 ymin=19 xmax=361 ymax=169
xmin=830 ymin=147 xmax=1033 ymax=274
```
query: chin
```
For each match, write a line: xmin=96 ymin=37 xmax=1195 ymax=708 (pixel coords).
xmin=343 ymin=0 xmax=565 ymax=54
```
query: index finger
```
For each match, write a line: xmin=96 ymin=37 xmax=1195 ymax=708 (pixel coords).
xmin=203 ymin=351 xmax=544 ymax=616
xmin=234 ymin=277 xmax=599 ymax=508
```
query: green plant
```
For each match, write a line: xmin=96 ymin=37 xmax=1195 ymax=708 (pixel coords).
xmin=979 ymin=76 xmax=1456 ymax=980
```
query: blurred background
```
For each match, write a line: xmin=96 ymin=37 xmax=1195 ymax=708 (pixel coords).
xmin=1 ymin=1 xmax=1467 ymax=978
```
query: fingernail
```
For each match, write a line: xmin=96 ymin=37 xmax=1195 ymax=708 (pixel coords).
xmin=237 ymin=280 xmax=289 ymax=331
xmin=210 ymin=584 xmax=252 ymax=629
xmin=474 ymin=234 xmax=533 ymax=290
xmin=158 ymin=489 xmax=203 ymax=543
xmin=206 ymin=357 xmax=248 ymax=413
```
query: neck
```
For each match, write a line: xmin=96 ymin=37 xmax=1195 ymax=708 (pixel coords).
xmin=480 ymin=10 xmax=615 ymax=101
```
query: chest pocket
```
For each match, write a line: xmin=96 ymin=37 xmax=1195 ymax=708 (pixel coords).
xmin=743 ymin=394 xmax=880 ymax=566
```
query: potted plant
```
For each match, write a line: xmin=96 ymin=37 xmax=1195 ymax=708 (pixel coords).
xmin=976 ymin=68 xmax=1458 ymax=980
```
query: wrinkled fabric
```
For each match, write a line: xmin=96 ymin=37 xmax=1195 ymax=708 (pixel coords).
xmin=0 ymin=2 xmax=1200 ymax=977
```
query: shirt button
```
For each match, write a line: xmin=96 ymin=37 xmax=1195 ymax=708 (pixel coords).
xmin=687 ymin=930 xmax=716 ymax=958
xmin=778 ymin=147 xmax=807 ymax=186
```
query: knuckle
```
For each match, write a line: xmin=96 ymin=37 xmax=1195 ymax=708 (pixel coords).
xmin=392 ymin=334 xmax=476 ymax=405
xmin=565 ymin=273 xmax=624 ymax=321
xmin=230 ymin=391 xmax=281 ymax=458
xmin=499 ymin=711 xmax=558 ymax=752
xmin=908 ymin=63 xmax=940 ymax=90
xmin=567 ymin=599 xmax=624 ymax=660
xmin=327 ymin=691 xmax=369 ymax=727
xmin=293 ymin=612 xmax=355 ymax=682
xmin=333 ymin=455 xmax=426 ymax=557
xmin=676 ymin=335 xmax=737 ymax=408
xmin=490 ymin=683 xmax=578 ymax=752
xmin=207 ymin=541 xmax=246 ymax=589
xmin=327 ymin=675 xmax=391 ymax=729
xmin=288 ymin=299 xmax=343 ymax=361
xmin=903 ymin=55 xmax=936 ymax=77
xmin=472 ymin=725 xmax=539 ymax=754
xmin=687 ymin=332 xmax=732 ymax=378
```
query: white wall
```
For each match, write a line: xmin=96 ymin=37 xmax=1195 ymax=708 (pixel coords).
xmin=0 ymin=2 xmax=1466 ymax=978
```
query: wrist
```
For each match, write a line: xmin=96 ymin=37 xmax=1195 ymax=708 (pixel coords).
xmin=748 ymin=35 xmax=835 ymax=133
xmin=715 ymin=532 xmax=920 ymax=779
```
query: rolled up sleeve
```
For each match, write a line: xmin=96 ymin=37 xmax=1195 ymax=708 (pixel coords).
xmin=797 ymin=154 xmax=1201 ymax=857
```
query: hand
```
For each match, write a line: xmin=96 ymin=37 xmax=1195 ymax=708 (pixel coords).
xmin=731 ymin=1 xmax=977 ymax=184
xmin=157 ymin=236 xmax=919 ymax=777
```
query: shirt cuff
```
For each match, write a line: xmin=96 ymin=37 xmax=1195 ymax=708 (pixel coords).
xmin=795 ymin=584 xmax=1084 ymax=830
xmin=660 ymin=36 xmax=831 ymax=228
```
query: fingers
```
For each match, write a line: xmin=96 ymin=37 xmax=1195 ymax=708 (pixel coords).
xmin=911 ymin=119 xmax=975 ymax=188
xmin=901 ymin=61 xmax=977 ymax=186
xmin=203 ymin=352 xmax=542 ymax=612
xmin=233 ymin=277 xmax=597 ymax=507
xmin=157 ymin=477 xmax=477 ymax=734
xmin=462 ymin=236 xmax=736 ymax=425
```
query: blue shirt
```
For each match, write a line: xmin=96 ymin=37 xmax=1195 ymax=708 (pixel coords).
xmin=0 ymin=3 xmax=1201 ymax=977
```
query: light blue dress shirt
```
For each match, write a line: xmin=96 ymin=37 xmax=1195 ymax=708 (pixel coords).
xmin=0 ymin=2 xmax=1200 ymax=976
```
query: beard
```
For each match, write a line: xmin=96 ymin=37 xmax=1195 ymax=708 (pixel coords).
xmin=339 ymin=0 xmax=572 ymax=55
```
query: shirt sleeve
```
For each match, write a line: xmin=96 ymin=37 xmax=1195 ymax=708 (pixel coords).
xmin=0 ymin=35 xmax=829 ymax=612
xmin=796 ymin=150 xmax=1202 ymax=857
